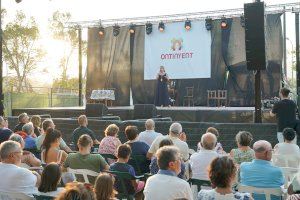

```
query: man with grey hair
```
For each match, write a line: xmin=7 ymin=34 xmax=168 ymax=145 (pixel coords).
xmin=138 ymin=119 xmax=162 ymax=146
xmin=14 ymin=112 xmax=29 ymax=132
xmin=0 ymin=141 xmax=40 ymax=195
xmin=0 ymin=116 xmax=13 ymax=143
xmin=147 ymin=122 xmax=189 ymax=161
xmin=18 ymin=122 xmax=37 ymax=149
xmin=240 ymin=140 xmax=284 ymax=200
xmin=190 ymin=132 xmax=219 ymax=180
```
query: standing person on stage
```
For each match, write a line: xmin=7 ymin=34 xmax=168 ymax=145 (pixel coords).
xmin=154 ymin=66 xmax=171 ymax=107
xmin=270 ymin=87 xmax=298 ymax=143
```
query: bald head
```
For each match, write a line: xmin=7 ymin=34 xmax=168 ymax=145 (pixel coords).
xmin=145 ymin=119 xmax=155 ymax=130
xmin=201 ymin=132 xmax=217 ymax=150
xmin=253 ymin=140 xmax=272 ymax=161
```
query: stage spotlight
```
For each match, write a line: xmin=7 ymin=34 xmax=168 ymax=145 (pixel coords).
xmin=129 ymin=24 xmax=135 ymax=34
xmin=220 ymin=17 xmax=228 ymax=29
xmin=205 ymin=18 xmax=213 ymax=31
xmin=146 ymin=22 xmax=153 ymax=35
xmin=185 ymin=19 xmax=191 ymax=30
xmin=113 ymin=24 xmax=120 ymax=36
xmin=98 ymin=26 xmax=105 ymax=37
xmin=158 ymin=21 xmax=165 ymax=32
xmin=240 ymin=15 xmax=245 ymax=27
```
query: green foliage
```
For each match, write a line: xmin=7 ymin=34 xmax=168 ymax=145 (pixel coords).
xmin=52 ymin=77 xmax=79 ymax=89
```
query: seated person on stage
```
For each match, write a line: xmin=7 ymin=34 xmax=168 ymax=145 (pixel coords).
xmin=72 ymin=115 xmax=100 ymax=151
xmin=30 ymin=115 xmax=42 ymax=137
xmin=41 ymin=128 xmax=67 ymax=165
xmin=190 ymin=132 xmax=219 ymax=180
xmin=230 ymin=131 xmax=255 ymax=165
xmin=9 ymin=134 xmax=41 ymax=167
xmin=147 ymin=122 xmax=189 ymax=162
xmin=198 ymin=156 xmax=251 ymax=200
xmin=14 ymin=112 xmax=30 ymax=132
xmin=240 ymin=140 xmax=284 ymax=200
xmin=150 ymin=138 xmax=185 ymax=179
xmin=0 ymin=141 xmax=40 ymax=196
xmin=274 ymin=128 xmax=300 ymax=155
xmin=144 ymin=146 xmax=193 ymax=200
xmin=0 ymin=116 xmax=13 ymax=144
xmin=198 ymin=127 xmax=224 ymax=154
xmin=109 ymin=144 xmax=144 ymax=196
xmin=98 ymin=124 xmax=122 ymax=156
xmin=138 ymin=119 xmax=162 ymax=146
xmin=36 ymin=119 xmax=72 ymax=152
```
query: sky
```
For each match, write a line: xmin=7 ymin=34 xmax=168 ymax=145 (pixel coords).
xmin=2 ymin=0 xmax=298 ymax=86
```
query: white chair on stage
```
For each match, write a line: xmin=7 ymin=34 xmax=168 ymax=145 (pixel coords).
xmin=238 ymin=185 xmax=285 ymax=200
xmin=0 ymin=192 xmax=34 ymax=200
xmin=67 ymin=168 xmax=99 ymax=184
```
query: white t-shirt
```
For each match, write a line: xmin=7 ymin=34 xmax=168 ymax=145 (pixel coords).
xmin=144 ymin=173 xmax=193 ymax=200
xmin=274 ymin=143 xmax=300 ymax=155
xmin=148 ymin=135 xmax=189 ymax=161
xmin=138 ymin=130 xmax=162 ymax=146
xmin=190 ymin=149 xmax=219 ymax=180
xmin=0 ymin=163 xmax=37 ymax=195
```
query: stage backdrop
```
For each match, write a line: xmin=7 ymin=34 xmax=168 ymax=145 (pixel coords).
xmin=144 ymin=21 xmax=211 ymax=80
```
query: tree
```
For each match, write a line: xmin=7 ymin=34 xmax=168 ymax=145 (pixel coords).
xmin=2 ymin=11 xmax=45 ymax=92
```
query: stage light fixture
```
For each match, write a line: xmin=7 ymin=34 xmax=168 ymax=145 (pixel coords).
xmin=240 ymin=15 xmax=245 ymax=27
xmin=146 ymin=22 xmax=153 ymax=35
xmin=185 ymin=19 xmax=191 ymax=30
xmin=113 ymin=24 xmax=120 ymax=36
xmin=98 ymin=25 xmax=105 ymax=36
xmin=220 ymin=17 xmax=228 ymax=29
xmin=205 ymin=18 xmax=213 ymax=31
xmin=129 ymin=24 xmax=135 ymax=34
xmin=158 ymin=21 xmax=165 ymax=32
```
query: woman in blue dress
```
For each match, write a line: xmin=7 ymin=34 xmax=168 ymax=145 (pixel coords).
xmin=154 ymin=66 xmax=170 ymax=107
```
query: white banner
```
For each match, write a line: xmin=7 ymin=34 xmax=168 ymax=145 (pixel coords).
xmin=144 ymin=20 xmax=211 ymax=80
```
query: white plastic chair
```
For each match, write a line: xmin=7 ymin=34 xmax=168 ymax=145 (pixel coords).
xmin=238 ymin=185 xmax=284 ymax=200
xmin=67 ymin=168 xmax=99 ymax=183
xmin=0 ymin=192 xmax=34 ymax=200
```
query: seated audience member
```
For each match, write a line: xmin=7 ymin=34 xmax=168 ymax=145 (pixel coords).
xmin=240 ymin=140 xmax=284 ymax=200
xmin=20 ymin=122 xmax=37 ymax=149
xmin=138 ymin=119 xmax=162 ymax=146
xmin=230 ymin=131 xmax=255 ymax=165
xmin=109 ymin=144 xmax=144 ymax=196
xmin=41 ymin=128 xmax=67 ymax=165
xmin=9 ymin=134 xmax=41 ymax=167
xmin=0 ymin=116 xmax=13 ymax=143
xmin=63 ymin=134 xmax=109 ymax=174
xmin=72 ymin=115 xmax=100 ymax=150
xmin=0 ymin=141 xmax=40 ymax=195
xmin=55 ymin=182 xmax=95 ymax=200
xmin=190 ymin=132 xmax=219 ymax=180
xmin=198 ymin=127 xmax=224 ymax=154
xmin=37 ymin=163 xmax=64 ymax=197
xmin=144 ymin=146 xmax=193 ymax=200
xmin=288 ymin=172 xmax=300 ymax=200
xmin=31 ymin=115 xmax=42 ymax=137
xmin=147 ymin=122 xmax=189 ymax=161
xmin=14 ymin=112 xmax=29 ymax=132
xmin=198 ymin=156 xmax=251 ymax=200
xmin=98 ymin=124 xmax=122 ymax=156
xmin=274 ymin=128 xmax=300 ymax=155
xmin=36 ymin=119 xmax=72 ymax=152
xmin=150 ymin=138 xmax=186 ymax=179
xmin=94 ymin=173 xmax=117 ymax=200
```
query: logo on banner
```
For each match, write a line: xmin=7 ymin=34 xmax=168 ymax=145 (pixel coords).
xmin=171 ymin=38 xmax=183 ymax=51
xmin=161 ymin=38 xmax=193 ymax=60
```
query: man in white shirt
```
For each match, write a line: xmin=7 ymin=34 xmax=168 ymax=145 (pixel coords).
xmin=138 ymin=119 xmax=162 ymax=146
xmin=147 ymin=122 xmax=189 ymax=161
xmin=190 ymin=132 xmax=219 ymax=180
xmin=144 ymin=146 xmax=193 ymax=200
xmin=0 ymin=141 xmax=40 ymax=196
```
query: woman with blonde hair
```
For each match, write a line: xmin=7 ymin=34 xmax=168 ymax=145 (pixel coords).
xmin=55 ymin=182 xmax=95 ymax=200
xmin=31 ymin=115 xmax=42 ymax=136
xmin=98 ymin=124 xmax=121 ymax=156
xmin=94 ymin=173 xmax=117 ymax=200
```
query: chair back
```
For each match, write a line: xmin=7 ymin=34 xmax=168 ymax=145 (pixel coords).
xmin=129 ymin=155 xmax=149 ymax=175
xmin=280 ymin=167 xmax=299 ymax=186
xmin=188 ymin=178 xmax=211 ymax=200
xmin=238 ymin=185 xmax=283 ymax=200
xmin=186 ymin=87 xmax=194 ymax=97
xmin=217 ymin=90 xmax=227 ymax=99
xmin=67 ymin=168 xmax=99 ymax=184
xmin=99 ymin=153 xmax=117 ymax=163
xmin=33 ymin=194 xmax=54 ymax=200
xmin=0 ymin=192 xmax=34 ymax=200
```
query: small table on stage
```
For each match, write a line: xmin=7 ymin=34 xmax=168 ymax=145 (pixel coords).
xmin=90 ymin=89 xmax=115 ymax=106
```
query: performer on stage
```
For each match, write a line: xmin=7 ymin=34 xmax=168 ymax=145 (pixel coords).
xmin=154 ymin=66 xmax=170 ymax=107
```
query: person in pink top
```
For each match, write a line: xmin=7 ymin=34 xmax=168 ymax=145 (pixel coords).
xmin=98 ymin=124 xmax=122 ymax=156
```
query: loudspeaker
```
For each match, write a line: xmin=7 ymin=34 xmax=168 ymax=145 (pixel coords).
xmin=85 ymin=103 xmax=108 ymax=117
xmin=244 ymin=2 xmax=266 ymax=70
xmin=133 ymin=104 xmax=157 ymax=119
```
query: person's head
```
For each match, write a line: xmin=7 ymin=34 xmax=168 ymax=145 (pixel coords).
xmin=18 ymin=113 xmax=29 ymax=123
xmin=0 ymin=116 xmax=5 ymax=128
xmin=283 ymin=128 xmax=296 ymax=142
xmin=145 ymin=119 xmax=155 ymax=131
xmin=253 ymin=140 xmax=272 ymax=161
xmin=42 ymin=128 xmax=62 ymax=160
xmin=9 ymin=134 xmax=25 ymax=149
xmin=157 ymin=146 xmax=181 ymax=175
xmin=38 ymin=163 xmax=62 ymax=193
xmin=104 ymin=124 xmax=119 ymax=137
xmin=206 ymin=127 xmax=219 ymax=138
xmin=31 ymin=115 xmax=41 ymax=128
xmin=159 ymin=66 xmax=165 ymax=73
xmin=280 ymin=87 xmax=290 ymax=98
xmin=125 ymin=126 xmax=139 ymax=141
xmin=235 ymin=131 xmax=253 ymax=147
xmin=78 ymin=134 xmax=93 ymax=152
xmin=209 ymin=156 xmax=237 ymax=189
xmin=56 ymin=182 xmax=95 ymax=200
xmin=169 ymin=122 xmax=182 ymax=136
xmin=94 ymin=173 xmax=116 ymax=200
xmin=159 ymin=138 xmax=173 ymax=148
xmin=201 ymin=132 xmax=217 ymax=150
xmin=42 ymin=119 xmax=55 ymax=132
xmin=116 ymin=144 xmax=131 ymax=161
xmin=0 ymin=141 xmax=22 ymax=166
xmin=78 ymin=115 xmax=88 ymax=127
xmin=22 ymin=122 xmax=34 ymax=135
